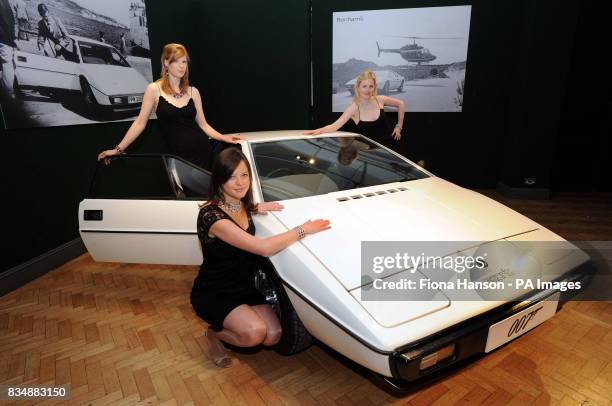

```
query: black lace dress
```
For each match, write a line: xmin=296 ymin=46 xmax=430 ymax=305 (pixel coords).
xmin=156 ymin=90 xmax=214 ymax=170
xmin=190 ymin=204 xmax=267 ymax=329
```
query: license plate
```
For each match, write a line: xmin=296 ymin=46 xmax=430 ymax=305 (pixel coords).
xmin=128 ymin=95 xmax=142 ymax=104
xmin=484 ymin=293 xmax=559 ymax=353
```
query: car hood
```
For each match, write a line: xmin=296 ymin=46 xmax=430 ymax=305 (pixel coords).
xmin=272 ymin=177 xmax=543 ymax=291
xmin=81 ymin=64 xmax=148 ymax=95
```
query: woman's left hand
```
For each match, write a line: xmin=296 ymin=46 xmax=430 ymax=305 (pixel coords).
xmin=257 ymin=202 xmax=284 ymax=215
xmin=303 ymin=128 xmax=323 ymax=135
xmin=224 ymin=134 xmax=243 ymax=144
xmin=392 ymin=127 xmax=402 ymax=140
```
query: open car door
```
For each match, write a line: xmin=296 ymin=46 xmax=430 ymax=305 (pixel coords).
xmin=14 ymin=43 xmax=80 ymax=91
xmin=78 ymin=155 xmax=210 ymax=265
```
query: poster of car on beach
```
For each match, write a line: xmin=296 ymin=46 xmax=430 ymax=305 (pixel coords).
xmin=0 ymin=0 xmax=152 ymax=129
xmin=332 ymin=6 xmax=472 ymax=113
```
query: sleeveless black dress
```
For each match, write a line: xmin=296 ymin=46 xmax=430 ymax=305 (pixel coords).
xmin=156 ymin=90 xmax=213 ymax=170
xmin=343 ymin=98 xmax=391 ymax=144
xmin=190 ymin=204 xmax=267 ymax=329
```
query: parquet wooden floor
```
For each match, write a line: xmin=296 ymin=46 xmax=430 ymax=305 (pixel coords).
xmin=1 ymin=192 xmax=611 ymax=405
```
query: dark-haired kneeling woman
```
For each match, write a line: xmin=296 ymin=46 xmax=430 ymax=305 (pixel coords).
xmin=191 ymin=148 xmax=330 ymax=367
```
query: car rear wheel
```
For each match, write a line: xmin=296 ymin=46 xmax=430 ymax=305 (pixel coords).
xmin=80 ymin=77 xmax=98 ymax=110
xmin=253 ymin=259 xmax=314 ymax=355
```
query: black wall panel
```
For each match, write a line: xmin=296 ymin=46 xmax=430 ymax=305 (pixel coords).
xmin=552 ymin=1 xmax=612 ymax=192
xmin=193 ymin=1 xmax=310 ymax=132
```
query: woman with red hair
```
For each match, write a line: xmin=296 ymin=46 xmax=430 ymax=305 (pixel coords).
xmin=98 ymin=43 xmax=239 ymax=169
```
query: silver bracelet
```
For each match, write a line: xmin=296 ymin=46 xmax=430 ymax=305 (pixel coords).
xmin=394 ymin=124 xmax=402 ymax=130
xmin=294 ymin=225 xmax=306 ymax=240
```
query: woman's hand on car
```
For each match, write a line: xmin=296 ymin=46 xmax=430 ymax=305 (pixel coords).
xmin=301 ymin=219 xmax=331 ymax=235
xmin=97 ymin=148 xmax=121 ymax=165
xmin=303 ymin=128 xmax=323 ymax=136
xmin=223 ymin=134 xmax=243 ymax=144
xmin=257 ymin=202 xmax=284 ymax=215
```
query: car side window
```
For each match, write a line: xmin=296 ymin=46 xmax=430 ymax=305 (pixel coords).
xmin=164 ymin=156 xmax=210 ymax=199
xmin=87 ymin=155 xmax=210 ymax=200
xmin=79 ymin=43 xmax=129 ymax=67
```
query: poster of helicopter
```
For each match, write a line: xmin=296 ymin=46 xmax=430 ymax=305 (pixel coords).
xmin=332 ymin=5 xmax=472 ymax=112
xmin=0 ymin=0 xmax=152 ymax=129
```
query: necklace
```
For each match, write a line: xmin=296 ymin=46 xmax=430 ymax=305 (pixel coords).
xmin=220 ymin=200 xmax=242 ymax=213
xmin=171 ymin=89 xmax=185 ymax=99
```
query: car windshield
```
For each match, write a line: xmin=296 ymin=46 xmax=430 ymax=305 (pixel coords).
xmin=251 ymin=136 xmax=428 ymax=201
xmin=79 ymin=42 xmax=129 ymax=67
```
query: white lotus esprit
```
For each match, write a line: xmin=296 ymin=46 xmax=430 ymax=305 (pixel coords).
xmin=14 ymin=35 xmax=148 ymax=111
xmin=78 ymin=131 xmax=591 ymax=389
xmin=345 ymin=70 xmax=404 ymax=95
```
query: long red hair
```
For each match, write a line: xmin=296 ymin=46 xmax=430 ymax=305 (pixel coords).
xmin=158 ymin=43 xmax=190 ymax=95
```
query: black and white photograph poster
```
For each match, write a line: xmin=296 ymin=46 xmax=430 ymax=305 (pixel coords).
xmin=332 ymin=6 xmax=472 ymax=112
xmin=0 ymin=0 xmax=152 ymax=129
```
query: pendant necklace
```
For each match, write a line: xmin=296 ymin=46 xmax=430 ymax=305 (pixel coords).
xmin=171 ymin=88 xmax=184 ymax=99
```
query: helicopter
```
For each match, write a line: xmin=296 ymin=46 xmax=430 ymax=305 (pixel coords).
xmin=376 ymin=36 xmax=461 ymax=65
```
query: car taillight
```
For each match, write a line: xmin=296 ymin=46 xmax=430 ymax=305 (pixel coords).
xmin=419 ymin=344 xmax=455 ymax=370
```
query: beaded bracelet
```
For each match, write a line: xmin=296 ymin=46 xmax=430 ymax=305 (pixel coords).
xmin=294 ymin=225 xmax=306 ymax=240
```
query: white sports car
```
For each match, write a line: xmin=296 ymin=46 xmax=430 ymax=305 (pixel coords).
xmin=78 ymin=131 xmax=591 ymax=390
xmin=345 ymin=70 xmax=404 ymax=95
xmin=14 ymin=35 xmax=148 ymax=111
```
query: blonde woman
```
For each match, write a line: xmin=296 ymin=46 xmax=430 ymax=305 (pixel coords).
xmin=305 ymin=69 xmax=405 ymax=142
xmin=98 ymin=43 xmax=240 ymax=169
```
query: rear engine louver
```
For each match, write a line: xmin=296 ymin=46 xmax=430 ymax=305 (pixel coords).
xmin=336 ymin=187 xmax=408 ymax=202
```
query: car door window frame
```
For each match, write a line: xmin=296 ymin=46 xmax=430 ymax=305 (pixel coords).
xmin=87 ymin=154 xmax=211 ymax=200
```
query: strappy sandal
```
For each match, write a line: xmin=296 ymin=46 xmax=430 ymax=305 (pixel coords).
xmin=205 ymin=328 xmax=233 ymax=368
xmin=212 ymin=354 xmax=233 ymax=368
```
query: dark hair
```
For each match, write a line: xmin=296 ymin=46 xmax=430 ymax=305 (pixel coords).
xmin=337 ymin=147 xmax=358 ymax=166
xmin=207 ymin=147 xmax=257 ymax=212
xmin=38 ymin=3 xmax=48 ymax=15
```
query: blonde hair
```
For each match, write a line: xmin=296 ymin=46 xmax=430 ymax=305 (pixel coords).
xmin=158 ymin=43 xmax=190 ymax=95
xmin=353 ymin=69 xmax=377 ymax=103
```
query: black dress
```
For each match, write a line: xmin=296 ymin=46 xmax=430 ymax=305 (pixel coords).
xmin=156 ymin=89 xmax=214 ymax=170
xmin=190 ymin=204 xmax=267 ymax=330
xmin=345 ymin=98 xmax=391 ymax=144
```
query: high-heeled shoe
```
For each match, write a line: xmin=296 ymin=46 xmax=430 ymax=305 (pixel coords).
xmin=205 ymin=328 xmax=233 ymax=368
